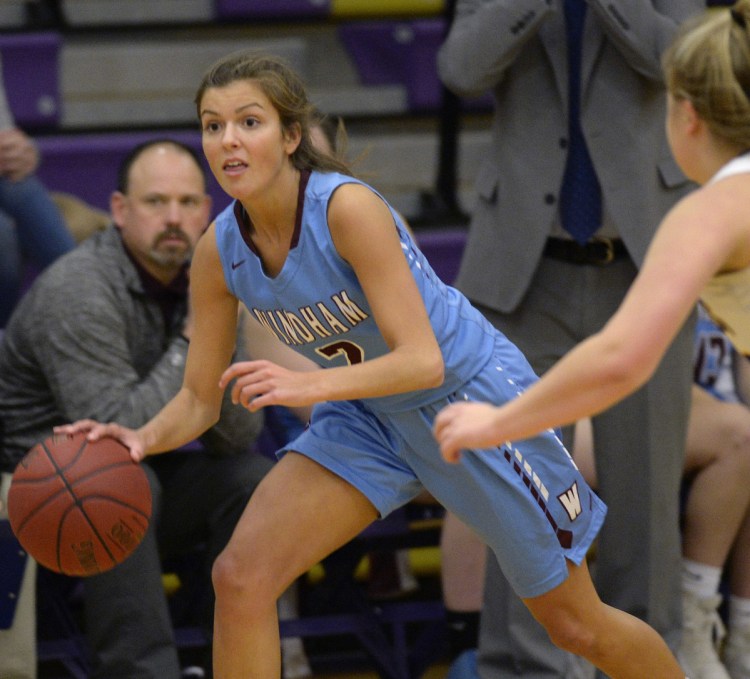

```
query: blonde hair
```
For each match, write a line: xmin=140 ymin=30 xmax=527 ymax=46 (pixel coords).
xmin=195 ymin=51 xmax=353 ymax=177
xmin=662 ymin=0 xmax=750 ymax=150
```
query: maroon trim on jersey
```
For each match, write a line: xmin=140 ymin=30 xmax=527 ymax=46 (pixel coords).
xmin=232 ymin=169 xmax=311 ymax=255
xmin=291 ymin=169 xmax=310 ymax=249
xmin=232 ymin=199 xmax=255 ymax=253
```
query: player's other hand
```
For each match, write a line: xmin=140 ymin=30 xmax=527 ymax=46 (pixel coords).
xmin=54 ymin=420 xmax=146 ymax=463
xmin=220 ymin=360 xmax=319 ymax=411
xmin=433 ymin=402 xmax=503 ymax=463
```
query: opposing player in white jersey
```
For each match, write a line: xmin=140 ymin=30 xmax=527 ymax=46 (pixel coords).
xmin=54 ymin=49 xmax=688 ymax=679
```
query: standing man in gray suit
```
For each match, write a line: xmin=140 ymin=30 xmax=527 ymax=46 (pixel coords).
xmin=438 ymin=1 xmax=703 ymax=677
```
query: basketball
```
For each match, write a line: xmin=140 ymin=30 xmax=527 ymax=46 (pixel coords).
xmin=7 ymin=432 xmax=152 ymax=576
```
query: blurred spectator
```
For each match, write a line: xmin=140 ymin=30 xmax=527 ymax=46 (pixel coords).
xmin=0 ymin=53 xmax=74 ymax=327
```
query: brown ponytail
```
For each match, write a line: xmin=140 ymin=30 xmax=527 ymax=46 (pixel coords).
xmin=662 ymin=0 xmax=750 ymax=151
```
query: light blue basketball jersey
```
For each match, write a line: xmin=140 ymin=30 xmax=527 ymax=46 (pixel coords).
xmin=214 ymin=171 xmax=498 ymax=412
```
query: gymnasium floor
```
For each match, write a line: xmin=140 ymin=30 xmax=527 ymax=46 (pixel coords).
xmin=318 ymin=663 xmax=451 ymax=678
xmin=38 ymin=648 xmax=452 ymax=678
xmin=38 ymin=665 xmax=452 ymax=678
xmin=38 ymin=662 xmax=452 ymax=679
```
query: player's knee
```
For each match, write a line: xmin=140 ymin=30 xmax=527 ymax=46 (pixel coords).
xmin=212 ymin=546 xmax=270 ymax=611
xmin=212 ymin=547 xmax=242 ymax=598
xmin=718 ymin=421 xmax=750 ymax=470
xmin=543 ymin=614 xmax=597 ymax=658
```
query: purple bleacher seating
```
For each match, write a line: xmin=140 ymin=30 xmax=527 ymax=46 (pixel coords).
xmin=415 ymin=227 xmax=466 ymax=284
xmin=330 ymin=0 xmax=446 ymax=19
xmin=36 ymin=131 xmax=232 ymax=217
xmin=0 ymin=32 xmax=61 ymax=129
xmin=215 ymin=0 xmax=330 ymax=19
xmin=339 ymin=19 xmax=445 ymax=112
xmin=0 ymin=520 xmax=26 ymax=630
xmin=338 ymin=18 xmax=492 ymax=113
xmin=35 ymin=130 xmax=469 ymax=286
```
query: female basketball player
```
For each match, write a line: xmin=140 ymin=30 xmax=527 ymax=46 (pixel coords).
xmin=57 ymin=51 xmax=686 ymax=678
xmin=435 ymin=5 xmax=750 ymax=673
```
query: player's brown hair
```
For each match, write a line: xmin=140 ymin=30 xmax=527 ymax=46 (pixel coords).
xmin=195 ymin=51 xmax=353 ymax=177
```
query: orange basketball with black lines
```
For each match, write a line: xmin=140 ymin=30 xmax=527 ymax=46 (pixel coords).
xmin=7 ymin=432 xmax=151 ymax=576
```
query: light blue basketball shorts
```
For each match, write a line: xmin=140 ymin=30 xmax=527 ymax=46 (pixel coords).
xmin=281 ymin=338 xmax=607 ymax=599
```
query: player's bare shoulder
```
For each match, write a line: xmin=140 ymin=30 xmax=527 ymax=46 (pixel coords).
xmin=328 ymin=181 xmax=382 ymax=222
xmin=328 ymin=181 xmax=395 ymax=252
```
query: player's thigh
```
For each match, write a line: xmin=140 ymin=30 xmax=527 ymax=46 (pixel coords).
xmin=686 ymin=386 xmax=750 ymax=473
xmin=223 ymin=451 xmax=379 ymax=588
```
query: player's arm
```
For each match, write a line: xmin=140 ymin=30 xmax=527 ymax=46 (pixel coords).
xmin=312 ymin=183 xmax=444 ymax=399
xmin=435 ymin=181 xmax=748 ymax=459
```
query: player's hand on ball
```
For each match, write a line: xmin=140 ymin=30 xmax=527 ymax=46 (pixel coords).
xmin=9 ymin=432 xmax=151 ymax=575
xmin=54 ymin=420 xmax=146 ymax=463
xmin=434 ymin=402 xmax=503 ymax=463
xmin=220 ymin=360 xmax=318 ymax=411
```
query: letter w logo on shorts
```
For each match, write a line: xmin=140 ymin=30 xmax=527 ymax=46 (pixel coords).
xmin=558 ymin=483 xmax=583 ymax=522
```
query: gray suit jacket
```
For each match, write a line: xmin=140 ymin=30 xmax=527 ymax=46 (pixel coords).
xmin=437 ymin=0 xmax=703 ymax=313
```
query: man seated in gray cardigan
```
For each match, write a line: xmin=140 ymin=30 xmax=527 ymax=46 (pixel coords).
xmin=0 ymin=139 xmax=274 ymax=679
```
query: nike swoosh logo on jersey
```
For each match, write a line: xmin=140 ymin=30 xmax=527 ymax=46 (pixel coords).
xmin=231 ymin=260 xmax=246 ymax=270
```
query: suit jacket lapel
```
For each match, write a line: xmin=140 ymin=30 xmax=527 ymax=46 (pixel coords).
xmin=581 ymin=10 xmax=604 ymax=96
xmin=539 ymin=2 xmax=568 ymax=106
xmin=539 ymin=1 xmax=606 ymax=108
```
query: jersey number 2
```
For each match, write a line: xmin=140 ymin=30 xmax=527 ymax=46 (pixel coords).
xmin=316 ymin=340 xmax=365 ymax=365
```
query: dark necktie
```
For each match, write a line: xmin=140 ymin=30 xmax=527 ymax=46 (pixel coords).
xmin=559 ymin=0 xmax=602 ymax=244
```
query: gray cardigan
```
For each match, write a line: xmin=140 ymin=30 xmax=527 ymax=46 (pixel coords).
xmin=0 ymin=225 xmax=264 ymax=471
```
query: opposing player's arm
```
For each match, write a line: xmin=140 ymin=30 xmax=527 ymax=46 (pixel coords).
xmin=517 ymin=191 xmax=731 ymax=420
xmin=436 ymin=184 xmax=747 ymax=458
